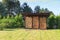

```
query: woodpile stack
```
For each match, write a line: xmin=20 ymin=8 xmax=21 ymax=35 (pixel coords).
xmin=23 ymin=12 xmax=50 ymax=29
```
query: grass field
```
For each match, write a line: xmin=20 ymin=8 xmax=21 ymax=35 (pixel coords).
xmin=0 ymin=29 xmax=60 ymax=40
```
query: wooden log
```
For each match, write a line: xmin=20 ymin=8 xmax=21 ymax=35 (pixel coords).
xmin=33 ymin=16 xmax=39 ymax=29
xmin=25 ymin=17 xmax=32 ymax=28
xmin=40 ymin=17 xmax=47 ymax=29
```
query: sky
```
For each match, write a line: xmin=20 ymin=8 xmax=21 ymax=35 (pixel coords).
xmin=0 ymin=0 xmax=60 ymax=15
xmin=19 ymin=0 xmax=60 ymax=15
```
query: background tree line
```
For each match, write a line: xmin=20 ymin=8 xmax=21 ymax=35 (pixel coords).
xmin=0 ymin=0 xmax=59 ymax=29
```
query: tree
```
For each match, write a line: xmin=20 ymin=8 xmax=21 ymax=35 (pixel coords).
xmin=40 ymin=8 xmax=49 ymax=13
xmin=2 ymin=0 xmax=8 ymax=3
xmin=47 ymin=13 xmax=56 ymax=29
xmin=40 ymin=8 xmax=45 ymax=13
xmin=34 ymin=6 xmax=40 ymax=13
xmin=56 ymin=15 xmax=60 ymax=29
xmin=45 ymin=8 xmax=49 ymax=13
xmin=22 ymin=2 xmax=33 ymax=13
xmin=2 ymin=0 xmax=21 ymax=15
xmin=0 ymin=2 xmax=7 ymax=16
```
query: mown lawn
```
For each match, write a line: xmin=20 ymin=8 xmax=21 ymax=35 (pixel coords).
xmin=0 ymin=29 xmax=60 ymax=40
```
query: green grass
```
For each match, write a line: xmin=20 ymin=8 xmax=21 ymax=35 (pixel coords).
xmin=0 ymin=29 xmax=60 ymax=40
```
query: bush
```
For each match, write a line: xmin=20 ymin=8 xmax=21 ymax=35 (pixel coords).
xmin=15 ymin=14 xmax=24 ymax=27
xmin=0 ymin=14 xmax=24 ymax=30
xmin=0 ymin=23 xmax=7 ymax=30
xmin=56 ymin=16 xmax=60 ymax=29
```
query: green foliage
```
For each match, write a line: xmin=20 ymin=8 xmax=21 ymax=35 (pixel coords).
xmin=7 ymin=15 xmax=10 ymax=19
xmin=56 ymin=15 xmax=60 ymax=29
xmin=0 ymin=15 xmax=2 ymax=19
xmin=0 ymin=2 xmax=7 ymax=16
xmin=15 ymin=14 xmax=24 ymax=27
xmin=47 ymin=13 xmax=56 ymax=29
xmin=47 ymin=13 xmax=60 ymax=29
xmin=22 ymin=2 xmax=33 ymax=13
xmin=34 ymin=6 xmax=40 ymax=13
xmin=0 ymin=14 xmax=24 ymax=30
xmin=40 ymin=8 xmax=49 ymax=13
xmin=40 ymin=8 xmax=45 ymax=13
xmin=2 ymin=0 xmax=21 ymax=15
xmin=34 ymin=6 xmax=50 ymax=13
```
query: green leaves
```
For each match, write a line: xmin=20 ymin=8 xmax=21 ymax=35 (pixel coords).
xmin=34 ymin=6 xmax=50 ymax=13
xmin=48 ymin=14 xmax=55 ymax=29
xmin=47 ymin=13 xmax=60 ymax=29
xmin=34 ymin=6 xmax=40 ymax=13
xmin=56 ymin=15 xmax=60 ymax=29
xmin=0 ymin=14 xmax=24 ymax=29
xmin=22 ymin=2 xmax=33 ymax=13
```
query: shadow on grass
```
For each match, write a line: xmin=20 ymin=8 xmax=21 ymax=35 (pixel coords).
xmin=0 ymin=27 xmax=60 ymax=31
xmin=0 ymin=27 xmax=25 ymax=31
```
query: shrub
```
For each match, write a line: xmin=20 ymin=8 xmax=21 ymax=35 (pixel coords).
xmin=0 ymin=23 xmax=8 ymax=30
xmin=15 ymin=14 xmax=24 ymax=27
xmin=0 ymin=14 xmax=24 ymax=30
